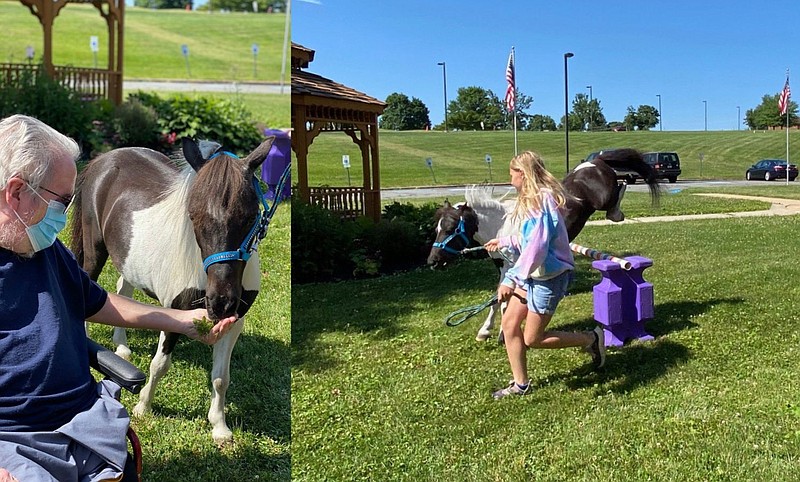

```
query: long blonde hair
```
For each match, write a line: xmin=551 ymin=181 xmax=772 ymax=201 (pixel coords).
xmin=510 ymin=151 xmax=568 ymax=222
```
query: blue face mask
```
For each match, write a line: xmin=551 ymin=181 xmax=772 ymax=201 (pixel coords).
xmin=14 ymin=187 xmax=68 ymax=252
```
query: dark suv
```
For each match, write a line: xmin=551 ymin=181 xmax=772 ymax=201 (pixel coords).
xmin=642 ymin=152 xmax=681 ymax=183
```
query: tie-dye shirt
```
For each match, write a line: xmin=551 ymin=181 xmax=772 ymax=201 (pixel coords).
xmin=497 ymin=191 xmax=574 ymax=287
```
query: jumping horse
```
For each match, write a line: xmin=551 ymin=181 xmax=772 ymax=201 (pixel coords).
xmin=71 ymin=137 xmax=277 ymax=444
xmin=427 ymin=148 xmax=659 ymax=341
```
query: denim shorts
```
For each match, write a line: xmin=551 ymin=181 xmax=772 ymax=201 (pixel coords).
xmin=523 ymin=270 xmax=571 ymax=315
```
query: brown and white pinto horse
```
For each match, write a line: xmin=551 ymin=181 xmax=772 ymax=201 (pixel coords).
xmin=70 ymin=137 xmax=274 ymax=444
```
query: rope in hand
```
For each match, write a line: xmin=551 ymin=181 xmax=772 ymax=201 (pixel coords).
xmin=460 ymin=245 xmax=514 ymax=264
xmin=444 ymin=292 xmax=526 ymax=327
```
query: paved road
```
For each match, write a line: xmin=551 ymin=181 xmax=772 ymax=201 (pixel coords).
xmin=382 ymin=179 xmax=756 ymax=201
xmin=125 ymin=79 xmax=288 ymax=94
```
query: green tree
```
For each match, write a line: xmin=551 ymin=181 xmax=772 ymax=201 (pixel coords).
xmin=572 ymin=93 xmax=607 ymax=130
xmin=527 ymin=114 xmax=557 ymax=131
xmin=447 ymin=86 xmax=504 ymax=131
xmin=744 ymin=93 xmax=798 ymax=130
xmin=380 ymin=93 xmax=431 ymax=130
xmin=558 ymin=112 xmax=583 ymax=131
xmin=623 ymin=105 xmax=659 ymax=131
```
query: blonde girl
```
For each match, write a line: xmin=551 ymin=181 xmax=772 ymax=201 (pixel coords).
xmin=484 ymin=151 xmax=605 ymax=399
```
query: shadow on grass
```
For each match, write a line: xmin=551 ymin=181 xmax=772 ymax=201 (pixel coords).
xmin=292 ymin=258 xmax=502 ymax=373
xmin=143 ymin=444 xmax=290 ymax=481
xmin=104 ymin=330 xmax=291 ymax=445
xmin=538 ymin=297 xmax=744 ymax=394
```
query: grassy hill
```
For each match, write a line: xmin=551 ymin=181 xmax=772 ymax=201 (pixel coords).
xmin=304 ymin=129 xmax=800 ymax=188
xmin=0 ymin=2 xmax=287 ymax=83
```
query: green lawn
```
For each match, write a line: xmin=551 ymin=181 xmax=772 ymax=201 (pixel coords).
xmin=304 ymin=129 xmax=800 ymax=188
xmin=0 ymin=3 xmax=288 ymax=83
xmin=79 ymin=204 xmax=290 ymax=480
xmin=292 ymin=212 xmax=800 ymax=481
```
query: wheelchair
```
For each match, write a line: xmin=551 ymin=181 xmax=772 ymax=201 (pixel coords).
xmin=87 ymin=338 xmax=146 ymax=482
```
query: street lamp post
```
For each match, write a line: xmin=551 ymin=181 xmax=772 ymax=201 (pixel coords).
xmin=437 ymin=62 xmax=448 ymax=132
xmin=703 ymin=100 xmax=707 ymax=131
xmin=737 ymin=105 xmax=741 ymax=131
xmin=586 ymin=85 xmax=592 ymax=131
xmin=564 ymin=52 xmax=574 ymax=173
xmin=656 ymin=94 xmax=662 ymax=131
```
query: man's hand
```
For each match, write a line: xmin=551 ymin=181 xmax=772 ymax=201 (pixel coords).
xmin=181 ymin=309 xmax=238 ymax=345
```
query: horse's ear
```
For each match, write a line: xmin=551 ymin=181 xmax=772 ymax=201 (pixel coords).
xmin=182 ymin=138 xmax=207 ymax=172
xmin=443 ymin=199 xmax=452 ymax=209
xmin=243 ymin=137 xmax=276 ymax=173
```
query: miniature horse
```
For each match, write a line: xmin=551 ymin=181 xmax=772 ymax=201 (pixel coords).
xmin=428 ymin=148 xmax=659 ymax=341
xmin=70 ymin=137 xmax=274 ymax=444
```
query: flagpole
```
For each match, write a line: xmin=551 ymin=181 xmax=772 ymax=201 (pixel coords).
xmin=786 ymin=69 xmax=790 ymax=186
xmin=505 ymin=47 xmax=518 ymax=156
xmin=513 ymin=106 xmax=518 ymax=156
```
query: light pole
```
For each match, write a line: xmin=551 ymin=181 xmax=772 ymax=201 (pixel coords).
xmin=564 ymin=52 xmax=574 ymax=173
xmin=737 ymin=106 xmax=741 ymax=131
xmin=656 ymin=94 xmax=662 ymax=131
xmin=703 ymin=100 xmax=707 ymax=131
xmin=586 ymin=85 xmax=592 ymax=131
xmin=437 ymin=62 xmax=448 ymax=132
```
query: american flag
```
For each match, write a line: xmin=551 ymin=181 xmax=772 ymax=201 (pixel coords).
xmin=505 ymin=48 xmax=515 ymax=112
xmin=779 ymin=77 xmax=791 ymax=115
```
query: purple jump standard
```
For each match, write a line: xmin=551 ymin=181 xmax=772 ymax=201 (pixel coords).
xmin=591 ymin=256 xmax=654 ymax=347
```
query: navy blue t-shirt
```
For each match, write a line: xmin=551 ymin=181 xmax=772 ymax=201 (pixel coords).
xmin=0 ymin=239 xmax=108 ymax=432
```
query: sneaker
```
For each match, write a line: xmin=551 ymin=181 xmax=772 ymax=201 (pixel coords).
xmin=588 ymin=326 xmax=606 ymax=369
xmin=492 ymin=380 xmax=531 ymax=400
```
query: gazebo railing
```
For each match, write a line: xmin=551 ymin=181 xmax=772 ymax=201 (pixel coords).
xmin=309 ymin=186 xmax=365 ymax=219
xmin=0 ymin=63 xmax=119 ymax=102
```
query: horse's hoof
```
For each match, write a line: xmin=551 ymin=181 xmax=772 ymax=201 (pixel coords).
xmin=132 ymin=402 xmax=150 ymax=418
xmin=114 ymin=345 xmax=132 ymax=361
xmin=606 ymin=210 xmax=625 ymax=222
xmin=476 ymin=331 xmax=491 ymax=341
xmin=212 ymin=427 xmax=234 ymax=446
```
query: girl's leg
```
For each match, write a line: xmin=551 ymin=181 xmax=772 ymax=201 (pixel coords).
xmin=523 ymin=311 xmax=594 ymax=349
xmin=501 ymin=287 xmax=530 ymax=384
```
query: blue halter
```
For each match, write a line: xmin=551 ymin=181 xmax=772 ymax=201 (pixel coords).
xmin=432 ymin=217 xmax=471 ymax=255
xmin=201 ymin=150 xmax=291 ymax=272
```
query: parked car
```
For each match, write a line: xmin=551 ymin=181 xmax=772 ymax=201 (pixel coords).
xmin=745 ymin=159 xmax=798 ymax=181
xmin=642 ymin=152 xmax=682 ymax=183
xmin=581 ymin=148 xmax=640 ymax=184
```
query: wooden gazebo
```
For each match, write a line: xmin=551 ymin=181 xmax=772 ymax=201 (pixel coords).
xmin=0 ymin=0 xmax=125 ymax=104
xmin=291 ymin=42 xmax=386 ymax=222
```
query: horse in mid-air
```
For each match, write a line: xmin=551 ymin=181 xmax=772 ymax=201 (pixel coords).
xmin=427 ymin=148 xmax=659 ymax=341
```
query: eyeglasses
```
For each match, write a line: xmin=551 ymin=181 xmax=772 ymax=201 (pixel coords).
xmin=36 ymin=184 xmax=73 ymax=211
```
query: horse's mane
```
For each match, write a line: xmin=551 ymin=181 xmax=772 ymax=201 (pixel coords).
xmin=464 ymin=184 xmax=514 ymax=218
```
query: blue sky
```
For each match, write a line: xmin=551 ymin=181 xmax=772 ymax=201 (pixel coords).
xmin=293 ymin=1 xmax=799 ymax=131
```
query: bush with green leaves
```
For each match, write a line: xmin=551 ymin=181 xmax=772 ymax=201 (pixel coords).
xmin=0 ymin=66 xmax=108 ymax=157
xmin=130 ymin=91 xmax=263 ymax=152
xmin=292 ymin=199 xmax=441 ymax=284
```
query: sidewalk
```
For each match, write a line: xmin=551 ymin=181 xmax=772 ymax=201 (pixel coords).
xmin=585 ymin=193 xmax=800 ymax=227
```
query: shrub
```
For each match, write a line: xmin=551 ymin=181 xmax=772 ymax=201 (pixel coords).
xmin=111 ymin=98 xmax=161 ymax=148
xmin=292 ymin=199 xmax=441 ymax=284
xmin=130 ymin=91 xmax=263 ymax=152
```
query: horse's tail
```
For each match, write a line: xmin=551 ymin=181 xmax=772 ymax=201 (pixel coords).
xmin=69 ymin=171 xmax=86 ymax=266
xmin=597 ymin=148 xmax=661 ymax=206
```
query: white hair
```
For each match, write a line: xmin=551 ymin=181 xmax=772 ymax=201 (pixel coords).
xmin=0 ymin=114 xmax=80 ymax=190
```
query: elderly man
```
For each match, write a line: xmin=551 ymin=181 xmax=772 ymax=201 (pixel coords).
xmin=0 ymin=115 xmax=237 ymax=482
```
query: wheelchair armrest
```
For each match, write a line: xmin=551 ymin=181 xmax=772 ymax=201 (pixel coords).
xmin=87 ymin=338 xmax=146 ymax=395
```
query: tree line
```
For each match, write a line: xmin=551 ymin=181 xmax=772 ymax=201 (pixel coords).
xmin=133 ymin=0 xmax=285 ymax=12
xmin=380 ymin=86 xmax=798 ymax=132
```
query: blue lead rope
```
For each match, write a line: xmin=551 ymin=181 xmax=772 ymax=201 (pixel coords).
xmin=202 ymin=150 xmax=291 ymax=271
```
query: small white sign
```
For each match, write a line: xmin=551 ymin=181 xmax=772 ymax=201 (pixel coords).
xmin=90 ymin=36 xmax=99 ymax=53
xmin=25 ymin=45 xmax=34 ymax=60
xmin=181 ymin=44 xmax=189 ymax=57
xmin=485 ymin=154 xmax=492 ymax=164
xmin=252 ymin=43 xmax=259 ymax=55
xmin=342 ymin=155 xmax=350 ymax=169
xmin=426 ymin=157 xmax=433 ymax=168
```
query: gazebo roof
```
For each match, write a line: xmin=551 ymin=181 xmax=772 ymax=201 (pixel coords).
xmin=292 ymin=69 xmax=385 ymax=112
